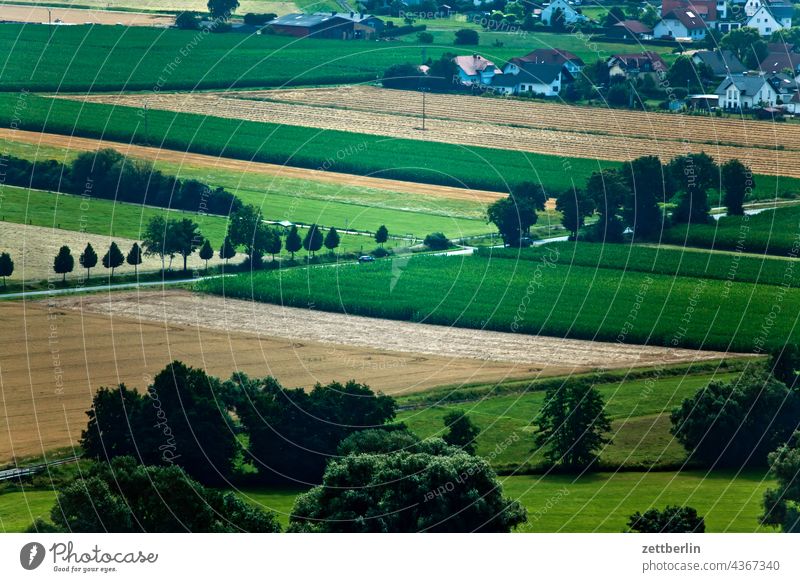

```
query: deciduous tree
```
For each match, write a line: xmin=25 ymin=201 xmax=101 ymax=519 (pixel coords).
xmin=102 ymin=242 xmax=125 ymax=278
xmin=721 ymin=159 xmax=753 ymax=217
xmin=0 ymin=252 xmax=14 ymax=288
xmin=375 ymin=224 xmax=389 ymax=248
xmin=324 ymin=227 xmax=341 ymax=254
xmin=126 ymin=243 xmax=143 ymax=276
xmin=303 ymin=224 xmax=324 ymax=256
xmin=53 ymin=245 xmax=74 ymax=282
xmin=762 ymin=432 xmax=800 ymax=532
xmin=627 ymin=506 xmax=705 ymax=533
xmin=218 ymin=235 xmax=236 ymax=265
xmin=555 ymin=188 xmax=594 ymax=239
xmin=442 ymin=410 xmax=480 ymax=455
xmin=199 ymin=238 xmax=214 ymax=271
xmin=285 ymin=225 xmax=302 ymax=260
xmin=79 ymin=243 xmax=98 ymax=280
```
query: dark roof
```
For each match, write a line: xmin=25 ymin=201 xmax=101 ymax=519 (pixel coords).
xmin=767 ymin=73 xmax=799 ymax=94
xmin=693 ymin=49 xmax=746 ymax=76
xmin=489 ymin=73 xmax=522 ymax=87
xmin=759 ymin=51 xmax=800 ymax=74
xmin=314 ymin=12 xmax=381 ymax=24
xmin=768 ymin=5 xmax=794 ymax=19
xmin=663 ymin=9 xmax=707 ymax=30
xmin=613 ymin=19 xmax=653 ymax=35
xmin=269 ymin=13 xmax=350 ymax=27
xmin=515 ymin=62 xmax=562 ymax=84
xmin=511 ymin=48 xmax=585 ymax=67
xmin=715 ymin=74 xmax=771 ymax=96
xmin=610 ymin=52 xmax=668 ymax=72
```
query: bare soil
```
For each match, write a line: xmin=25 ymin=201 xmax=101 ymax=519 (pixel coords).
xmin=0 ymin=4 xmax=174 ymax=26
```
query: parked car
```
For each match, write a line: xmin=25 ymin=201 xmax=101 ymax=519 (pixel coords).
xmin=358 ymin=255 xmax=375 ymax=263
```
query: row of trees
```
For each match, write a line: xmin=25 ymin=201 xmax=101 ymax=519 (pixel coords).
xmin=487 ymin=154 xmax=754 ymax=246
xmin=51 ymin=242 xmax=144 ymax=282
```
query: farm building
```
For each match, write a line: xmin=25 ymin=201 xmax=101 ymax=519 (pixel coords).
xmin=606 ymin=20 xmax=653 ymax=40
xmin=716 ymin=73 xmax=780 ymax=109
xmin=454 ymin=54 xmax=502 ymax=86
xmin=490 ymin=63 xmax=563 ymax=96
xmin=692 ymin=49 xmax=746 ymax=77
xmin=320 ymin=12 xmax=385 ymax=39
xmin=608 ymin=52 xmax=668 ymax=79
xmin=505 ymin=48 xmax=584 ymax=77
xmin=265 ymin=13 xmax=383 ymax=39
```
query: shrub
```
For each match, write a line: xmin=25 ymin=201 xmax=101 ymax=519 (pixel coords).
xmin=454 ymin=28 xmax=479 ymax=45
xmin=423 ymin=232 xmax=450 ymax=250
xmin=628 ymin=506 xmax=705 ymax=533
xmin=417 ymin=31 xmax=434 ymax=43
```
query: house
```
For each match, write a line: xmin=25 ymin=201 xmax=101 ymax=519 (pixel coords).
xmin=607 ymin=20 xmax=653 ymax=40
xmin=785 ymin=91 xmax=800 ymax=113
xmin=767 ymin=73 xmax=800 ymax=103
xmin=661 ymin=0 xmax=718 ymax=23
xmin=541 ymin=0 xmax=588 ymax=27
xmin=608 ymin=52 xmax=668 ymax=79
xmin=692 ymin=49 xmax=747 ymax=77
xmin=490 ymin=63 xmax=563 ymax=96
xmin=759 ymin=49 xmax=800 ymax=74
xmin=454 ymin=54 xmax=502 ymax=86
xmin=744 ymin=0 xmax=793 ymax=25
xmin=267 ymin=13 xmax=354 ymax=39
xmin=315 ymin=12 xmax=385 ymax=39
xmin=505 ymin=48 xmax=584 ymax=77
xmin=716 ymin=73 xmax=780 ymax=108
xmin=654 ymin=9 xmax=709 ymax=41
xmin=745 ymin=4 xmax=791 ymax=36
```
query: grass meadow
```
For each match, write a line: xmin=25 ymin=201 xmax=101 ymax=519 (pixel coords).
xmin=198 ymin=249 xmax=800 ymax=352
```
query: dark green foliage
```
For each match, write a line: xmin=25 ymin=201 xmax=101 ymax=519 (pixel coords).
xmin=337 ymin=427 xmax=420 ymax=455
xmin=207 ymin=0 xmax=239 ymax=20
xmin=620 ymin=156 xmax=669 ymax=240
xmin=0 ymin=251 xmax=14 ymax=287
xmin=667 ymin=56 xmax=702 ymax=91
xmin=375 ymin=224 xmax=389 ymax=247
xmin=770 ymin=345 xmax=800 ymax=389
xmin=234 ymin=375 xmax=396 ymax=484
xmin=627 ymin=505 xmax=705 ymax=533
xmin=442 ymin=410 xmax=480 ymax=455
xmin=667 ymin=153 xmax=718 ymax=224
xmin=454 ymin=28 xmax=479 ymax=45
xmin=382 ymin=63 xmax=423 ymax=90
xmin=199 ymin=238 xmax=214 ymax=269
xmin=170 ymin=218 xmax=202 ymax=272
xmin=721 ymin=27 xmax=768 ymax=69
xmin=53 ymin=245 xmax=74 ymax=282
xmin=302 ymin=224 xmax=324 ymax=256
xmin=721 ymin=159 xmax=753 ymax=216
xmin=424 ymin=232 xmax=450 ymax=250
xmin=243 ymin=13 xmax=276 ymax=26
xmin=79 ymin=243 xmax=98 ymax=280
xmin=175 ymin=12 xmax=200 ymax=30
xmin=671 ymin=371 xmax=800 ymax=468
xmin=585 ymin=169 xmax=628 ymax=242
xmin=323 ymin=227 xmax=340 ymax=253
xmin=285 ymin=225 xmax=302 ymax=259
xmin=290 ymin=439 xmax=527 ymax=532
xmin=126 ymin=242 xmax=142 ymax=275
xmin=48 ymin=456 xmax=280 ymax=532
xmin=761 ymin=432 xmax=800 ymax=532
xmin=606 ymin=83 xmax=632 ymax=107
xmin=555 ymin=188 xmax=593 ymax=238
xmin=218 ymin=234 xmax=236 ymax=264
xmin=80 ymin=361 xmax=239 ymax=484
xmin=534 ymin=384 xmax=612 ymax=471
xmin=487 ymin=195 xmax=538 ymax=246
xmin=102 ymin=242 xmax=125 ymax=277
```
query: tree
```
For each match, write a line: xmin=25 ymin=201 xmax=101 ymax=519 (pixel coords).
xmin=218 ymin=234 xmax=236 ymax=266
xmin=670 ymin=371 xmax=800 ymax=468
xmin=512 ymin=181 xmax=547 ymax=211
xmin=454 ymin=28 xmax=479 ymax=45
xmin=621 ymin=156 xmax=670 ymax=240
xmin=442 ymin=410 xmax=480 ymax=455
xmin=556 ymin=188 xmax=594 ymax=239
xmin=142 ymin=216 xmax=169 ymax=271
xmin=207 ymin=0 xmax=239 ymax=21
xmin=603 ymin=6 xmax=626 ymax=27
xmin=171 ymin=218 xmax=201 ymax=272
xmin=53 ymin=245 xmax=74 ymax=282
xmin=264 ymin=228 xmax=282 ymax=261
xmin=46 ymin=457 xmax=280 ymax=533
xmin=0 ymin=252 xmax=14 ymax=288
xmin=302 ymin=224 xmax=324 ymax=257
xmin=762 ymin=432 xmax=800 ymax=532
xmin=721 ymin=159 xmax=753 ymax=216
xmin=79 ymin=243 xmax=98 ymax=280
xmin=337 ymin=428 xmax=420 ymax=455
xmin=285 ymin=225 xmax=302 ymax=260
xmin=323 ymin=227 xmax=340 ymax=254
xmin=126 ymin=243 xmax=142 ymax=276
xmin=606 ymin=82 xmax=632 ymax=107
xmin=534 ymin=383 xmax=612 ymax=471
xmin=175 ymin=11 xmax=200 ymax=29
xmin=199 ymin=238 xmax=214 ymax=271
xmin=667 ymin=153 xmax=718 ymax=224
xmin=424 ymin=232 xmax=450 ymax=250
xmin=550 ymin=7 xmax=565 ymax=31
xmin=381 ymin=63 xmax=423 ymax=90
xmin=289 ymin=439 xmax=527 ymax=532
xmin=770 ymin=344 xmax=800 ymax=389
xmin=102 ymin=242 xmax=125 ymax=278
xmin=667 ymin=56 xmax=701 ymax=92
xmin=627 ymin=506 xmax=705 ymax=533
xmin=585 ymin=169 xmax=629 ymax=242
xmin=80 ymin=384 xmax=145 ymax=461
xmin=374 ymin=224 xmax=389 ymax=248
xmin=487 ymin=195 xmax=539 ymax=247
xmin=228 ymin=204 xmax=268 ymax=265
xmin=721 ymin=28 xmax=768 ymax=69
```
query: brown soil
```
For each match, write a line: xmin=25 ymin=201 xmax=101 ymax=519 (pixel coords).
xmin=0 ymin=129 xmax=505 ymax=204
xmin=0 ymin=4 xmax=174 ymax=26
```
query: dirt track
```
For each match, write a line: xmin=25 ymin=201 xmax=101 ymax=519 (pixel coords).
xmin=0 ymin=4 xmax=174 ymax=26
xmin=68 ymin=87 xmax=800 ymax=179
xmin=0 ymin=128 xmax=505 ymax=204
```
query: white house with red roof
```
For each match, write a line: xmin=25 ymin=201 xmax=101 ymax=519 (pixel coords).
xmin=453 ymin=54 xmax=502 ymax=86
xmin=505 ymin=48 xmax=584 ymax=77
xmin=654 ymin=8 xmax=709 ymax=40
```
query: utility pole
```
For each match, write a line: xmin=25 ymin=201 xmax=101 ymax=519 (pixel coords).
xmin=143 ymin=101 xmax=149 ymax=145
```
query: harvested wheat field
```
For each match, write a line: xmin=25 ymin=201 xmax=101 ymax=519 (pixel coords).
xmin=0 ymin=222 xmax=225 ymax=282
xmin=0 ymin=295 xmax=533 ymax=463
xmin=70 ymin=88 xmax=798 ymax=178
xmin=0 ymin=4 xmax=174 ymax=26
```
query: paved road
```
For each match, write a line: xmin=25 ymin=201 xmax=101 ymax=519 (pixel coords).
xmin=0 ymin=456 xmax=79 ymax=482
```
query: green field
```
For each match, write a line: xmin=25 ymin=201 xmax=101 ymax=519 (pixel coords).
xmin=480 ymin=241 xmax=800 ymax=288
xmin=663 ymin=206 xmax=800 ymax=257
xmin=0 ymin=469 xmax=773 ymax=532
xmin=198 ymin=250 xmax=800 ymax=352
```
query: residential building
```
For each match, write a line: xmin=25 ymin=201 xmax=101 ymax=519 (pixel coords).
xmin=692 ymin=49 xmax=747 ymax=77
xmin=505 ymin=48 xmax=584 ymax=77
xmin=661 ymin=0 xmax=718 ymax=23
xmin=716 ymin=73 xmax=780 ymax=108
xmin=760 ymin=49 xmax=800 ymax=74
xmin=654 ymin=9 xmax=710 ymax=40
xmin=490 ymin=63 xmax=563 ymax=96
xmin=745 ymin=3 xmax=792 ymax=36
xmin=454 ymin=54 xmax=502 ymax=86
xmin=608 ymin=52 xmax=668 ymax=79
xmin=607 ymin=20 xmax=654 ymax=40
xmin=541 ymin=0 xmax=588 ymax=26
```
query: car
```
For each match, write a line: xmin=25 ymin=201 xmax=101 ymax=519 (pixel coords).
xmin=358 ymin=255 xmax=375 ymax=263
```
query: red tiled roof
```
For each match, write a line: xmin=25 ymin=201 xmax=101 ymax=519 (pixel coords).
xmin=511 ymin=48 xmax=585 ymax=67
xmin=454 ymin=54 xmax=501 ymax=76
xmin=664 ymin=9 xmax=707 ymax=30
xmin=613 ymin=20 xmax=653 ymax=35
xmin=611 ymin=51 xmax=668 ymax=72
